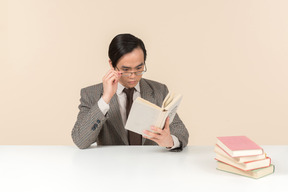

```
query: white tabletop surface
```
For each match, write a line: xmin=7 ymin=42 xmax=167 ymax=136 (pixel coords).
xmin=0 ymin=145 xmax=287 ymax=192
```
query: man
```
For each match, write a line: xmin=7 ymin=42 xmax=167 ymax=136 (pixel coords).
xmin=72 ymin=33 xmax=189 ymax=151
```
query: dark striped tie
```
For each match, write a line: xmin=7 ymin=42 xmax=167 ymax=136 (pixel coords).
xmin=123 ymin=88 xmax=142 ymax=145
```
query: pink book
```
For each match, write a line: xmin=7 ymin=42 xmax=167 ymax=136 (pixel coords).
xmin=216 ymin=136 xmax=264 ymax=157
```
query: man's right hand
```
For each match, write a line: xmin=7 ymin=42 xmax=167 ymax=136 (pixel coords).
xmin=102 ymin=69 xmax=122 ymax=104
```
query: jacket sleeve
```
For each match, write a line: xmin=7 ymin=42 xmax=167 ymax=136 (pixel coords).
xmin=163 ymin=85 xmax=189 ymax=152
xmin=71 ymin=88 xmax=108 ymax=149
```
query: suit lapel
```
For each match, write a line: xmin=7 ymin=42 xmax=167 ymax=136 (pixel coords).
xmin=107 ymin=94 xmax=129 ymax=145
xmin=139 ymin=78 xmax=155 ymax=103
xmin=139 ymin=79 xmax=156 ymax=145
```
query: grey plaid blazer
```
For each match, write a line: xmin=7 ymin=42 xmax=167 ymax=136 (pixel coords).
xmin=72 ymin=78 xmax=189 ymax=151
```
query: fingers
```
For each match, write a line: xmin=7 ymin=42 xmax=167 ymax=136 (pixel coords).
xmin=103 ymin=69 xmax=121 ymax=83
xmin=106 ymin=72 xmax=119 ymax=83
xmin=103 ymin=69 xmax=112 ymax=79
xmin=143 ymin=129 xmax=160 ymax=140
xmin=102 ymin=69 xmax=122 ymax=104
xmin=143 ymin=124 xmax=174 ymax=148
xmin=103 ymin=69 xmax=120 ymax=79
xmin=143 ymin=125 xmax=164 ymax=139
xmin=106 ymin=69 xmax=121 ymax=80
xmin=150 ymin=126 xmax=163 ymax=134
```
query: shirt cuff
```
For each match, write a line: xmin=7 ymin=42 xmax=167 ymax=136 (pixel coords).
xmin=167 ymin=135 xmax=180 ymax=150
xmin=98 ymin=97 xmax=110 ymax=115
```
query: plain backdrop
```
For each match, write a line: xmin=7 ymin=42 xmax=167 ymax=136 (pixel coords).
xmin=1 ymin=0 xmax=287 ymax=145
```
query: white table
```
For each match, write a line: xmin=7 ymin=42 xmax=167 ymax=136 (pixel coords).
xmin=0 ymin=146 xmax=287 ymax=192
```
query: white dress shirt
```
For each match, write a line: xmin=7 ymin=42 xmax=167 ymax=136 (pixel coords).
xmin=97 ymin=82 xmax=180 ymax=149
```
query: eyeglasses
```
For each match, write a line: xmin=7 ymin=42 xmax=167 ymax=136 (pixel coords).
xmin=115 ymin=64 xmax=147 ymax=77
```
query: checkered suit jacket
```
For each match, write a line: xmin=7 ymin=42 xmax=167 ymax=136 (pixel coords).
xmin=72 ymin=78 xmax=189 ymax=151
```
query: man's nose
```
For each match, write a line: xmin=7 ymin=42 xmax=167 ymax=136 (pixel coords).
xmin=129 ymin=72 xmax=136 ymax=78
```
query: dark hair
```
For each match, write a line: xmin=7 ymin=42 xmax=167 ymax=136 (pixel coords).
xmin=108 ymin=33 xmax=147 ymax=68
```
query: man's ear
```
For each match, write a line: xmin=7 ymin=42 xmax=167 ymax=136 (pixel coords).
xmin=109 ymin=60 xmax=113 ymax=69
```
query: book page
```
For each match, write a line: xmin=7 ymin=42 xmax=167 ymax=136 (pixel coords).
xmin=162 ymin=92 xmax=171 ymax=108
xmin=137 ymin=97 xmax=161 ymax=110
xmin=125 ymin=94 xmax=183 ymax=135
xmin=125 ymin=97 xmax=162 ymax=135
xmin=163 ymin=94 xmax=183 ymax=125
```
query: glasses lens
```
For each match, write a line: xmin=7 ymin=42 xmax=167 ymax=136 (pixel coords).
xmin=120 ymin=71 xmax=144 ymax=76
xmin=119 ymin=64 xmax=146 ymax=76
xmin=135 ymin=71 xmax=144 ymax=76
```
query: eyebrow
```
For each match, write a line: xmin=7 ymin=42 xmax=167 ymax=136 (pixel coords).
xmin=121 ymin=63 xmax=144 ymax=69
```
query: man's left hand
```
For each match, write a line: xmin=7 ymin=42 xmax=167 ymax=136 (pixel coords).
xmin=143 ymin=117 xmax=174 ymax=148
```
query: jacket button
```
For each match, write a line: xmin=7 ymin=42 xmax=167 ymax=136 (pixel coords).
xmin=97 ymin=119 xmax=101 ymax=124
xmin=91 ymin=124 xmax=98 ymax=131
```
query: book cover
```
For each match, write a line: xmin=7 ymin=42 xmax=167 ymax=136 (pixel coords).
xmin=216 ymin=136 xmax=264 ymax=157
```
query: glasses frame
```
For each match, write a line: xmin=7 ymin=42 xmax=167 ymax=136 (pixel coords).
xmin=115 ymin=63 xmax=147 ymax=77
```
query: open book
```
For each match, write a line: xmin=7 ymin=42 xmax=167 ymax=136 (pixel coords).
xmin=125 ymin=93 xmax=183 ymax=135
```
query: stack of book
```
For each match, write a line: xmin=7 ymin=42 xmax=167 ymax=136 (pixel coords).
xmin=215 ymin=136 xmax=275 ymax=179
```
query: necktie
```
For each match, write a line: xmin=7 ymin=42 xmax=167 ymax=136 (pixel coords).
xmin=123 ymin=88 xmax=142 ymax=145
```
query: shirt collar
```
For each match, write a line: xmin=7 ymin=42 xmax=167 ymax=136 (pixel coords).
xmin=116 ymin=82 xmax=141 ymax=95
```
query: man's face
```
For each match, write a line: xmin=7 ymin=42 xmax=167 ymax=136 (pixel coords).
xmin=115 ymin=47 xmax=145 ymax=88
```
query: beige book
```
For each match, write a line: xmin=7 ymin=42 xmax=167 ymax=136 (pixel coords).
xmin=215 ymin=145 xmax=267 ymax=163
xmin=215 ymin=152 xmax=271 ymax=171
xmin=217 ymin=161 xmax=275 ymax=179
xmin=125 ymin=93 xmax=183 ymax=136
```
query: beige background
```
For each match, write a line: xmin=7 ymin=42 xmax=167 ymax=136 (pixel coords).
xmin=1 ymin=0 xmax=287 ymax=145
